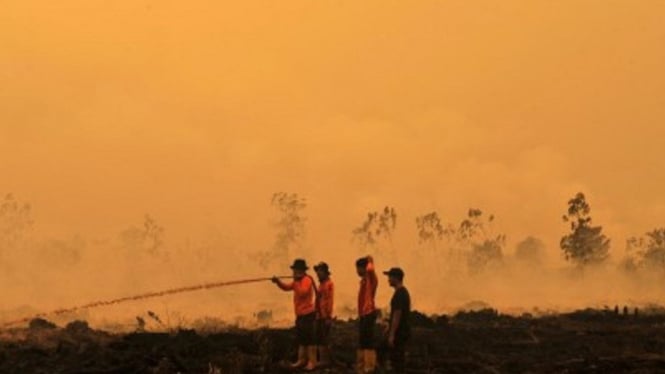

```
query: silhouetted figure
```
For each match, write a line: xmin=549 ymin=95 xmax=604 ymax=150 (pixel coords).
xmin=634 ymin=307 xmax=639 ymax=318
xmin=614 ymin=305 xmax=619 ymax=315
xmin=623 ymin=306 xmax=629 ymax=316
xmin=379 ymin=267 xmax=411 ymax=374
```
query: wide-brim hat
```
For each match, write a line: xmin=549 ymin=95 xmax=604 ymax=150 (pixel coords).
xmin=313 ymin=262 xmax=331 ymax=274
xmin=290 ymin=258 xmax=309 ymax=270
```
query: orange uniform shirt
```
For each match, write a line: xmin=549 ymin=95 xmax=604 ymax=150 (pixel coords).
xmin=317 ymin=278 xmax=334 ymax=320
xmin=279 ymin=275 xmax=316 ymax=316
xmin=358 ymin=261 xmax=378 ymax=316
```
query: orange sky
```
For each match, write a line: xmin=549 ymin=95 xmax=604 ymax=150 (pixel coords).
xmin=2 ymin=0 xmax=665 ymax=262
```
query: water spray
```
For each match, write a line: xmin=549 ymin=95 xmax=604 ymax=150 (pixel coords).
xmin=1 ymin=276 xmax=292 ymax=328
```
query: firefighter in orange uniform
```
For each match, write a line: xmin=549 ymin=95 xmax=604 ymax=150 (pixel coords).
xmin=314 ymin=261 xmax=334 ymax=368
xmin=356 ymin=255 xmax=378 ymax=373
xmin=272 ymin=258 xmax=318 ymax=371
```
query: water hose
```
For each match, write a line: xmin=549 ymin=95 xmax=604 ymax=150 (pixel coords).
xmin=2 ymin=275 xmax=292 ymax=328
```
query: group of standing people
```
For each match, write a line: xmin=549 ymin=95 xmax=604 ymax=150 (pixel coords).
xmin=271 ymin=256 xmax=411 ymax=373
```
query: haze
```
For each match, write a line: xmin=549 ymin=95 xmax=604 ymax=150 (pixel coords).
xmin=1 ymin=1 xmax=664 ymax=327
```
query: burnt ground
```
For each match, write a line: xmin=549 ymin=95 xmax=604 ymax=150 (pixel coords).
xmin=2 ymin=309 xmax=665 ymax=373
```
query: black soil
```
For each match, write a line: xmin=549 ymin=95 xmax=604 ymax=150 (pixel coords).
xmin=2 ymin=309 xmax=665 ymax=373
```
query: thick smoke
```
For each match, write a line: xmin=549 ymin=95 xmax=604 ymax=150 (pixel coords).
xmin=1 ymin=191 xmax=664 ymax=331
xmin=2 ymin=0 xmax=665 ymax=330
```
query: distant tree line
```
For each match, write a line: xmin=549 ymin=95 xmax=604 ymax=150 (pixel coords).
xmin=5 ymin=189 xmax=665 ymax=277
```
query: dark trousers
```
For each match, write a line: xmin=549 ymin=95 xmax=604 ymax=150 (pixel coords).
xmin=358 ymin=311 xmax=377 ymax=349
xmin=316 ymin=318 xmax=332 ymax=345
xmin=295 ymin=312 xmax=316 ymax=346
xmin=379 ymin=337 xmax=407 ymax=373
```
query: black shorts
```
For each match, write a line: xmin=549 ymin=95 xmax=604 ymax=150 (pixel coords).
xmin=316 ymin=318 xmax=332 ymax=345
xmin=358 ymin=311 xmax=377 ymax=349
xmin=295 ymin=312 xmax=316 ymax=346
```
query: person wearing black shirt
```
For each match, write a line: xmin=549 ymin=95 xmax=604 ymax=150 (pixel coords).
xmin=381 ymin=267 xmax=410 ymax=373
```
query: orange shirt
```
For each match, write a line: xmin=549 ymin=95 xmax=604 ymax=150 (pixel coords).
xmin=279 ymin=275 xmax=316 ymax=316
xmin=358 ymin=261 xmax=378 ymax=316
xmin=317 ymin=278 xmax=334 ymax=320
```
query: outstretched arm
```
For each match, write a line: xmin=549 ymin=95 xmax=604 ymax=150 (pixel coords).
xmin=366 ymin=256 xmax=378 ymax=285
xmin=272 ymin=276 xmax=293 ymax=291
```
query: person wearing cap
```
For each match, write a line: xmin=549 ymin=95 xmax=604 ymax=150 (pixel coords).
xmin=355 ymin=255 xmax=378 ymax=373
xmin=272 ymin=258 xmax=318 ymax=370
xmin=313 ymin=261 xmax=335 ymax=368
xmin=380 ymin=267 xmax=411 ymax=373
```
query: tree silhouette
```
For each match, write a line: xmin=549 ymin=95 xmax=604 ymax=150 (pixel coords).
xmin=441 ymin=208 xmax=505 ymax=274
xmin=625 ymin=228 xmax=665 ymax=273
xmin=560 ymin=192 xmax=610 ymax=267
xmin=259 ymin=192 xmax=307 ymax=269
xmin=468 ymin=238 xmax=505 ymax=273
xmin=0 ymin=193 xmax=34 ymax=253
xmin=352 ymin=206 xmax=397 ymax=249
xmin=119 ymin=214 xmax=165 ymax=256
xmin=455 ymin=209 xmax=496 ymax=241
xmin=515 ymin=236 xmax=546 ymax=265
xmin=416 ymin=212 xmax=446 ymax=244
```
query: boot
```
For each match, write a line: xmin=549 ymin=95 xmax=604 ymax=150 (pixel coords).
xmin=303 ymin=346 xmax=318 ymax=371
xmin=363 ymin=349 xmax=377 ymax=373
xmin=317 ymin=345 xmax=331 ymax=368
xmin=290 ymin=346 xmax=307 ymax=369
xmin=356 ymin=349 xmax=365 ymax=374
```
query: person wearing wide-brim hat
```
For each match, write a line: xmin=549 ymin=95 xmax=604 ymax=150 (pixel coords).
xmin=313 ymin=262 xmax=335 ymax=368
xmin=272 ymin=259 xmax=318 ymax=370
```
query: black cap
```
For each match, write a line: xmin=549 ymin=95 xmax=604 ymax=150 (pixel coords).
xmin=290 ymin=258 xmax=309 ymax=271
xmin=313 ymin=262 xmax=331 ymax=274
xmin=383 ymin=267 xmax=405 ymax=280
